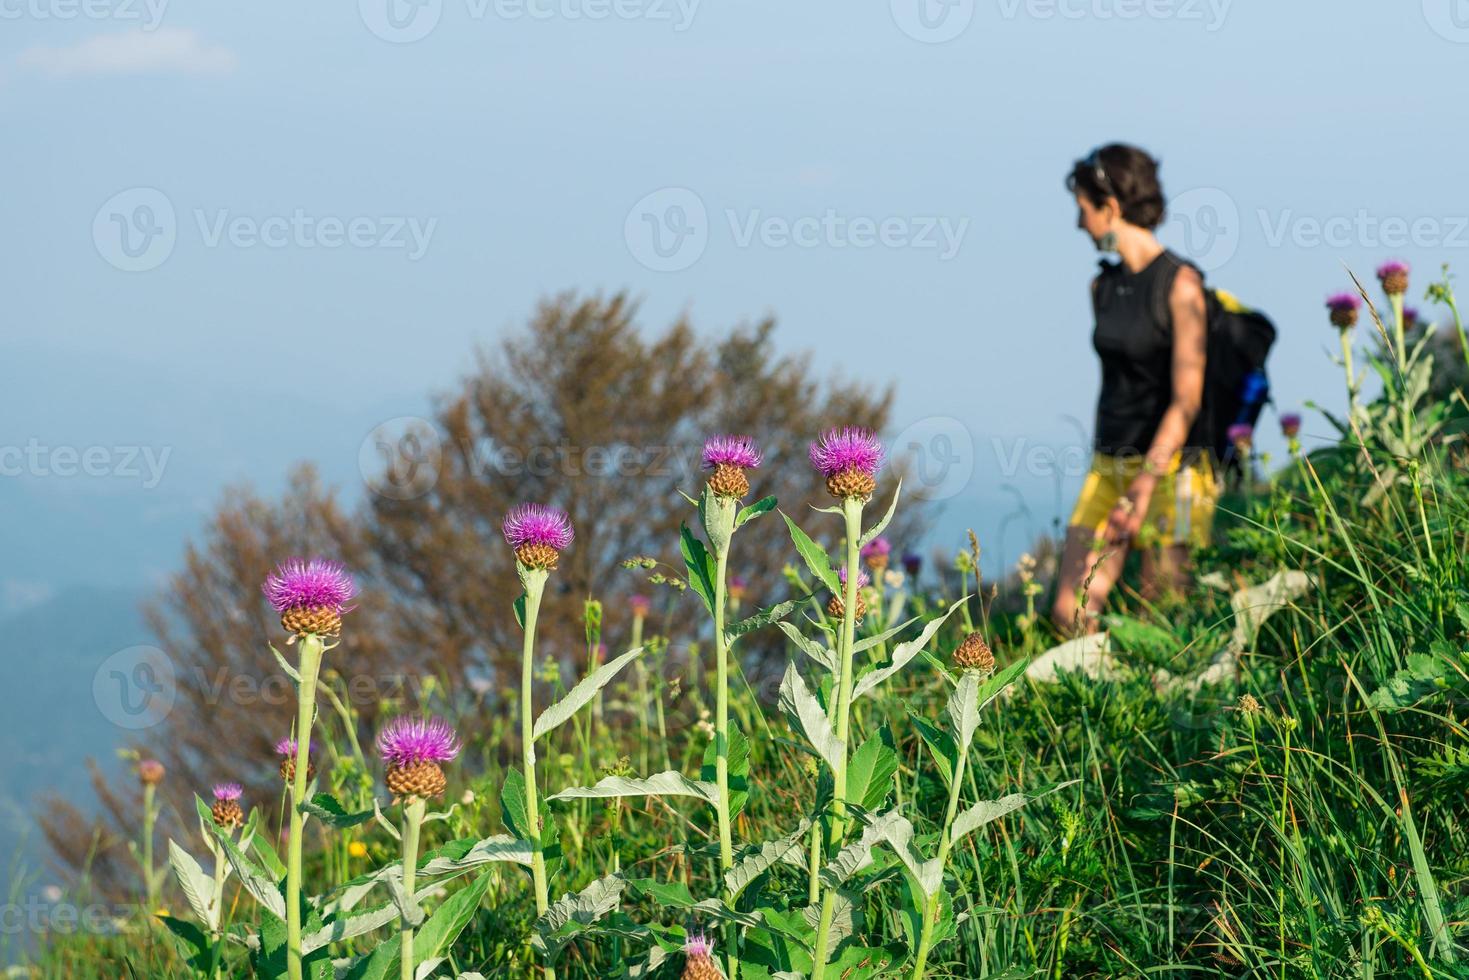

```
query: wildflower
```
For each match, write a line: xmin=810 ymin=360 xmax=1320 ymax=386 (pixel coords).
xmin=1228 ymin=423 xmax=1253 ymax=456
xmin=275 ymin=738 xmax=316 ymax=783
xmin=599 ymin=756 xmax=636 ymax=779
xmin=728 ymin=575 xmax=748 ymax=602
xmin=701 ymin=435 xmax=762 ymax=500
xmin=377 ymin=716 xmax=462 ymax=804
xmin=953 ymin=633 xmax=996 ymax=674
xmin=681 ymin=932 xmax=720 ymax=980
xmin=1326 ymin=292 xmax=1361 ymax=330
xmin=902 ymin=550 xmax=922 ymax=577
xmin=884 ymin=569 xmax=905 ymax=590
xmin=348 ymin=841 xmax=368 ymax=858
xmin=137 ymin=759 xmax=165 ymax=786
xmin=1376 ymin=259 xmax=1410 ymax=297
xmin=1238 ymin=693 xmax=1262 ymax=714
xmin=262 ymin=558 xmax=357 ymax=639
xmin=1404 ymin=306 xmax=1420 ymax=330
xmin=810 ymin=427 xmax=884 ymax=500
xmin=629 ymin=594 xmax=651 ymax=618
xmin=502 ymin=503 xmax=574 ymax=570
xmin=1017 ymin=552 xmax=1037 ymax=583
xmin=861 ymin=536 xmax=891 ymax=574
xmin=827 ymin=566 xmax=870 ymax=621
xmin=210 ymin=782 xmax=245 ymax=830
xmin=1279 ymin=413 xmax=1302 ymax=439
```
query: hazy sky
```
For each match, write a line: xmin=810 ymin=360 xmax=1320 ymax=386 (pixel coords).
xmin=5 ymin=0 xmax=1467 ymax=606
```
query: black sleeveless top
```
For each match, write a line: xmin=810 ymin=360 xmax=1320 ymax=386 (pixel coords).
xmin=1091 ymin=250 xmax=1207 ymax=457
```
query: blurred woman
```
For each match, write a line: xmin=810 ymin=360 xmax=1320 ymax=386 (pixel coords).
xmin=1051 ymin=144 xmax=1217 ymax=634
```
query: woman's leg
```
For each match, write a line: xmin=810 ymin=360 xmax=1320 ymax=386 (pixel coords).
xmin=1050 ymin=526 xmax=1127 ymax=635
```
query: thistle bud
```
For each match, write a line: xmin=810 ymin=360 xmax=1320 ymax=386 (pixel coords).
xmin=137 ymin=759 xmax=165 ymax=786
xmin=377 ymin=716 xmax=461 ymax=804
xmin=827 ymin=566 xmax=870 ymax=621
xmin=276 ymin=738 xmax=316 ymax=783
xmin=701 ymin=435 xmax=761 ymax=500
xmin=953 ymin=633 xmax=995 ymax=674
xmin=1376 ymin=260 xmax=1410 ymax=297
xmin=681 ymin=933 xmax=721 ymax=980
xmin=810 ymin=427 xmax=884 ymax=501
xmin=502 ymin=503 xmax=574 ymax=571
xmin=861 ymin=536 xmax=891 ymax=574
xmin=1326 ymin=293 xmax=1361 ymax=331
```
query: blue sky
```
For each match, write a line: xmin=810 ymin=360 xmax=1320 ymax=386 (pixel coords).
xmin=4 ymin=0 xmax=1468 ymax=607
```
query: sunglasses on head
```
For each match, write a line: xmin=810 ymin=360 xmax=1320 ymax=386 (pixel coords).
xmin=1074 ymin=146 xmax=1115 ymax=198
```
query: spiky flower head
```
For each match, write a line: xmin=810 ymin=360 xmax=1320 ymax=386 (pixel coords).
xmin=1279 ymin=413 xmax=1302 ymax=439
xmin=503 ymin=503 xmax=574 ymax=570
xmin=377 ymin=716 xmax=461 ymax=802
xmin=1326 ymin=293 xmax=1361 ymax=330
xmin=702 ymin=435 xmax=761 ymax=499
xmin=681 ymin=933 xmax=719 ymax=980
xmin=276 ymin=737 xmax=316 ymax=783
xmin=263 ymin=558 xmax=357 ymax=638
xmin=953 ymin=632 xmax=995 ymax=674
xmin=137 ymin=759 xmax=165 ymax=786
xmin=901 ymin=550 xmax=922 ymax=577
xmin=1238 ymin=693 xmax=1262 ymax=714
xmin=629 ymin=594 xmax=651 ymax=617
xmin=810 ymin=427 xmax=884 ymax=500
xmin=1404 ymin=306 xmax=1420 ymax=329
xmin=728 ymin=575 xmax=748 ymax=601
xmin=210 ymin=782 xmax=245 ymax=829
xmin=1376 ymin=259 xmax=1410 ymax=296
xmin=1227 ymin=423 xmax=1254 ymax=453
xmin=860 ymin=536 xmax=892 ymax=573
xmin=828 ymin=565 xmax=871 ymax=621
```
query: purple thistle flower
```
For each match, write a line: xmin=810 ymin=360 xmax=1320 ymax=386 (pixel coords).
xmin=376 ymin=716 xmax=462 ymax=768
xmin=1279 ymin=413 xmax=1302 ymax=438
xmin=837 ymin=565 xmax=871 ymax=589
xmin=701 ymin=434 xmax=762 ymax=470
xmin=213 ymin=781 xmax=243 ymax=802
xmin=262 ymin=558 xmax=357 ymax=614
xmin=275 ymin=737 xmax=314 ymax=758
xmin=629 ymin=594 xmax=651 ymax=617
xmin=901 ymin=550 xmax=922 ymax=576
xmin=728 ymin=574 xmax=749 ymax=600
xmin=1326 ymin=292 xmax=1361 ymax=329
xmin=502 ymin=503 xmax=574 ymax=552
xmin=1404 ymin=306 xmax=1420 ymax=327
xmin=683 ymin=931 xmax=715 ymax=958
xmin=860 ymin=537 xmax=891 ymax=559
xmin=809 ymin=427 xmax=884 ymax=478
xmin=1228 ymin=423 xmax=1254 ymax=446
xmin=1376 ymin=259 xmax=1410 ymax=294
xmin=137 ymin=759 xmax=165 ymax=785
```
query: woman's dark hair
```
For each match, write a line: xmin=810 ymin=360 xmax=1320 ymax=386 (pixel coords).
xmin=1066 ymin=143 xmax=1166 ymax=230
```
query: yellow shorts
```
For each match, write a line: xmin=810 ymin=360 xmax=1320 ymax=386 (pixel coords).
xmin=1068 ymin=453 xmax=1219 ymax=549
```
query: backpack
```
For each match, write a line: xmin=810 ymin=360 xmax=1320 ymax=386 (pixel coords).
xmin=1147 ymin=254 xmax=1277 ymax=478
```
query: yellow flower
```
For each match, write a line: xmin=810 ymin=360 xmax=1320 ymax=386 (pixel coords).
xmin=348 ymin=841 xmax=368 ymax=859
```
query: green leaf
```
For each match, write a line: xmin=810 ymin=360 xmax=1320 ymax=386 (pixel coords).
xmin=846 ymin=736 xmax=899 ymax=813
xmin=412 ymin=873 xmax=491 ymax=969
xmin=300 ymin=793 xmax=375 ymax=828
xmin=857 ymin=478 xmax=901 ymax=548
xmin=725 ymin=819 xmax=812 ymax=900
xmin=781 ymin=512 xmax=840 ymax=594
xmin=701 ymin=724 xmax=750 ymax=818
xmin=167 ymin=840 xmax=216 ymax=927
xmin=533 ymin=645 xmax=644 ymax=739
xmin=701 ymin=485 xmax=738 ymax=556
xmin=869 ymin=810 xmax=940 ymax=898
xmin=157 ymin=915 xmax=213 ymax=972
xmin=500 ymin=768 xmax=530 ymax=839
xmin=851 ymin=615 xmax=921 ymax=654
xmin=950 ymin=780 xmax=1079 ymax=845
xmin=736 ymin=495 xmax=778 ymax=528
xmin=727 ymin=597 xmax=808 ymax=641
xmin=853 ymin=597 xmax=968 ymax=701
xmin=268 ymin=643 xmax=301 ymax=683
xmin=777 ymin=662 xmax=844 ymax=772
xmin=778 ymin=621 xmax=836 ymax=673
xmin=210 ymin=822 xmax=286 ymax=920
xmin=532 ymin=873 xmax=627 ymax=960
xmin=546 ymin=771 xmax=720 ymax=806
xmin=947 ymin=659 xmax=1027 ymax=750
xmin=1369 ymin=652 xmax=1451 ymax=710
xmin=513 ymin=594 xmax=527 ymax=630
xmin=680 ymin=523 xmax=718 ymax=614
xmin=342 ymin=935 xmax=400 ymax=980
xmin=908 ymin=710 xmax=957 ymax=790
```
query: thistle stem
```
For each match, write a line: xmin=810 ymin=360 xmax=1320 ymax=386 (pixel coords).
xmin=141 ymin=782 xmax=157 ymax=914
xmin=712 ymin=544 xmax=740 ymax=980
xmin=286 ymin=633 xmax=324 ymax=980
xmin=520 ymin=573 xmax=557 ymax=980
xmin=912 ymin=736 xmax=971 ymax=980
xmin=812 ymin=496 xmax=864 ymax=980
xmin=399 ymin=797 xmax=426 ymax=980
xmin=1339 ymin=328 xmax=1358 ymax=418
